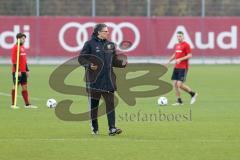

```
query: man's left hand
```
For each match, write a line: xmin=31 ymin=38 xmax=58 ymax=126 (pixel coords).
xmin=176 ymin=59 xmax=181 ymax=64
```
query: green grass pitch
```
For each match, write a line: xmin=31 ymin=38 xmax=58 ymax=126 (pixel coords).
xmin=0 ymin=64 xmax=239 ymax=160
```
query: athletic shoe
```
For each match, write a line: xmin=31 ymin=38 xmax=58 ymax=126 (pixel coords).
xmin=91 ymin=130 xmax=99 ymax=135
xmin=172 ymin=102 xmax=183 ymax=106
xmin=11 ymin=105 xmax=20 ymax=109
xmin=25 ymin=105 xmax=38 ymax=109
xmin=109 ymin=128 xmax=122 ymax=136
xmin=190 ymin=93 xmax=198 ymax=105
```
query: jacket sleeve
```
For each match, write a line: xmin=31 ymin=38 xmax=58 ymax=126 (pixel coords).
xmin=78 ymin=41 xmax=92 ymax=68
xmin=112 ymin=52 xmax=127 ymax=68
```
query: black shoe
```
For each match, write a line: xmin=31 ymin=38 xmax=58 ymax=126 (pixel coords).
xmin=109 ymin=128 xmax=122 ymax=136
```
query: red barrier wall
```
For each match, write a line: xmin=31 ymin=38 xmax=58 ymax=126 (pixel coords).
xmin=0 ymin=17 xmax=239 ymax=57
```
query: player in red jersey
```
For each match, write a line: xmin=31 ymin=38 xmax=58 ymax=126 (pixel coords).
xmin=11 ymin=33 xmax=37 ymax=109
xmin=166 ymin=31 xmax=198 ymax=105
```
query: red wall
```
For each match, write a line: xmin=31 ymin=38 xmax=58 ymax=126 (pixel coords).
xmin=0 ymin=16 xmax=239 ymax=57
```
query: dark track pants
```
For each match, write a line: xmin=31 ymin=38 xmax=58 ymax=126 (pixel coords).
xmin=89 ymin=90 xmax=115 ymax=131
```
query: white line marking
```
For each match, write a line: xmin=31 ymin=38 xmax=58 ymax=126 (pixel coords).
xmin=0 ymin=138 xmax=238 ymax=143
xmin=0 ymin=92 xmax=42 ymax=101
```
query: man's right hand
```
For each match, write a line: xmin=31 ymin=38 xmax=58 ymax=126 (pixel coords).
xmin=18 ymin=72 xmax=22 ymax=77
xmin=90 ymin=63 xmax=98 ymax=70
xmin=164 ymin=62 xmax=170 ymax=68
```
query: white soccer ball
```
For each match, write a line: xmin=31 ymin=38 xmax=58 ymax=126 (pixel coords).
xmin=46 ymin=98 xmax=57 ymax=108
xmin=158 ymin=97 xmax=168 ymax=106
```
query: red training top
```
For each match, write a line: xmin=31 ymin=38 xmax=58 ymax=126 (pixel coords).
xmin=174 ymin=41 xmax=192 ymax=69
xmin=11 ymin=44 xmax=27 ymax=72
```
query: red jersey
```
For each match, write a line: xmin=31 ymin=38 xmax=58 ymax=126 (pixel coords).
xmin=11 ymin=44 xmax=27 ymax=72
xmin=174 ymin=41 xmax=191 ymax=69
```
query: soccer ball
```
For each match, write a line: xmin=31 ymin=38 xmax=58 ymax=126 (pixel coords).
xmin=157 ymin=97 xmax=168 ymax=106
xmin=46 ymin=98 xmax=57 ymax=108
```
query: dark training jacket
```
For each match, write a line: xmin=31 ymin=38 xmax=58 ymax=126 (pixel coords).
xmin=78 ymin=35 xmax=126 ymax=92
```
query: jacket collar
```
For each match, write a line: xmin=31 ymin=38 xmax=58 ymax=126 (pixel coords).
xmin=92 ymin=34 xmax=107 ymax=42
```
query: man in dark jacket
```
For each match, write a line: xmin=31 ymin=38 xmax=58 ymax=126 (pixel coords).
xmin=78 ymin=23 xmax=127 ymax=136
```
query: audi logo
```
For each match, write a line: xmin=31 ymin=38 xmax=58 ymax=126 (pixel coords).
xmin=58 ymin=22 xmax=140 ymax=52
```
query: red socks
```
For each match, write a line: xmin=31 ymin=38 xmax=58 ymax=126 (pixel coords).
xmin=11 ymin=89 xmax=30 ymax=106
xmin=11 ymin=89 xmax=15 ymax=105
xmin=22 ymin=90 xmax=30 ymax=106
